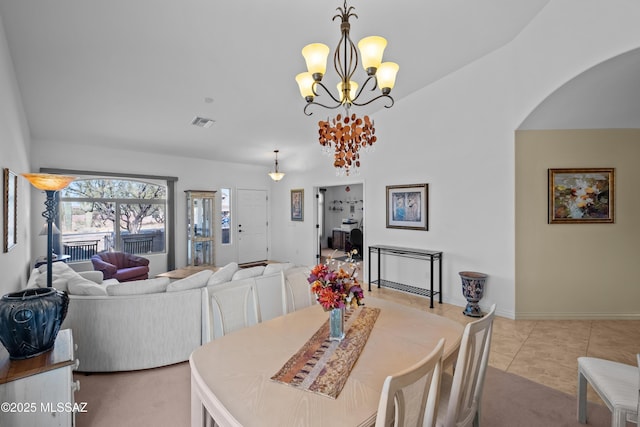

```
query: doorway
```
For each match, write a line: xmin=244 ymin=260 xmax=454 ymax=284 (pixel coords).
xmin=237 ymin=189 xmax=268 ymax=264
xmin=315 ymin=183 xmax=364 ymax=264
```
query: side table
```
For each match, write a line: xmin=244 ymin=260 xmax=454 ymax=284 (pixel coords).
xmin=0 ymin=329 xmax=80 ymax=427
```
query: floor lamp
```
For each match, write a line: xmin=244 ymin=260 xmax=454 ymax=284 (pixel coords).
xmin=22 ymin=173 xmax=75 ymax=287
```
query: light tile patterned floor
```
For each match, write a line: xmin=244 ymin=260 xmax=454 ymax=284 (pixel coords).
xmin=366 ymin=285 xmax=640 ymax=405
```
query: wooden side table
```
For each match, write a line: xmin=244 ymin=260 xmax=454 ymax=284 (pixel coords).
xmin=156 ymin=265 xmax=219 ymax=281
xmin=0 ymin=329 xmax=80 ymax=427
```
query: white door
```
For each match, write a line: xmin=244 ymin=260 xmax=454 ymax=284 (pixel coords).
xmin=237 ymin=189 xmax=268 ymax=263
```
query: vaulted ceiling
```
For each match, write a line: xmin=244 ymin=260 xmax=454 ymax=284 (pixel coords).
xmin=3 ymin=0 xmax=590 ymax=171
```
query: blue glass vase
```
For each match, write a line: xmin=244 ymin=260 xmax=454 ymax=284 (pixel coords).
xmin=329 ymin=307 xmax=345 ymax=341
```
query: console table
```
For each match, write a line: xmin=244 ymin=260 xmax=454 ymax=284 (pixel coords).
xmin=368 ymin=245 xmax=443 ymax=308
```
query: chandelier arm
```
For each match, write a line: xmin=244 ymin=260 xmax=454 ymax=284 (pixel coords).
xmin=304 ymin=100 xmax=347 ymax=116
xmin=350 ymin=94 xmax=395 ymax=109
xmin=350 ymin=75 xmax=378 ymax=104
xmin=312 ymin=81 xmax=344 ymax=104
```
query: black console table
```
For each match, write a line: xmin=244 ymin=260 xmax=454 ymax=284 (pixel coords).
xmin=368 ymin=245 xmax=443 ymax=308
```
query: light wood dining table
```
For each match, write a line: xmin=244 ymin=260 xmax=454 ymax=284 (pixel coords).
xmin=190 ymin=296 xmax=463 ymax=427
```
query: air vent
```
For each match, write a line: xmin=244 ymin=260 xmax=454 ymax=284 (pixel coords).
xmin=191 ymin=116 xmax=215 ymax=128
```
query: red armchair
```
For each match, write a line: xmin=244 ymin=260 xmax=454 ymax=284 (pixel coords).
xmin=91 ymin=251 xmax=150 ymax=282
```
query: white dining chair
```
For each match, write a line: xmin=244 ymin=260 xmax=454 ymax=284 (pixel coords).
xmin=437 ymin=304 xmax=496 ymax=427
xmin=207 ymin=279 xmax=259 ymax=340
xmin=375 ymin=338 xmax=445 ymax=427
xmin=577 ymin=353 xmax=640 ymax=426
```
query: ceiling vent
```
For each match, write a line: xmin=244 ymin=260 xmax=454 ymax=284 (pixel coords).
xmin=191 ymin=116 xmax=215 ymax=128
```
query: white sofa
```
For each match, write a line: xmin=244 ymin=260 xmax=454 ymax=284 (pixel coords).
xmin=25 ymin=261 xmax=313 ymax=372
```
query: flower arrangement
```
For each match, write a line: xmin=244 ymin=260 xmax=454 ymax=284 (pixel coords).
xmin=307 ymin=251 xmax=364 ymax=311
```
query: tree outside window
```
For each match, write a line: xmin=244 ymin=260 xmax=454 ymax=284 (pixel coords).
xmin=58 ymin=178 xmax=167 ymax=260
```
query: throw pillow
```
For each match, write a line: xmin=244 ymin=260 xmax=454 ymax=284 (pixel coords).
xmin=207 ymin=262 xmax=239 ymax=286
xmin=231 ymin=265 xmax=265 ymax=281
xmin=166 ymin=270 xmax=213 ymax=292
xmin=67 ymin=280 xmax=108 ymax=296
xmin=106 ymin=277 xmax=170 ymax=296
xmin=263 ymin=262 xmax=294 ymax=276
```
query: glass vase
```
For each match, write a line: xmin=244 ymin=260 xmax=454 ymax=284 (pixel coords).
xmin=329 ymin=307 xmax=345 ymax=341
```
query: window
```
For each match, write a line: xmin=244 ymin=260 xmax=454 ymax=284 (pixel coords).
xmin=58 ymin=178 xmax=167 ymax=260
xmin=221 ymin=188 xmax=231 ymax=244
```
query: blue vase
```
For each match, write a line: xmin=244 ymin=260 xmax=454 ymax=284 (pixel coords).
xmin=459 ymin=271 xmax=488 ymax=317
xmin=329 ymin=307 xmax=345 ymax=341
xmin=0 ymin=288 xmax=69 ymax=359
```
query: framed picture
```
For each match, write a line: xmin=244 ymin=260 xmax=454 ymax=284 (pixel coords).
xmin=290 ymin=188 xmax=304 ymax=221
xmin=548 ymin=168 xmax=614 ymax=224
xmin=386 ymin=184 xmax=428 ymax=230
xmin=3 ymin=168 xmax=17 ymax=252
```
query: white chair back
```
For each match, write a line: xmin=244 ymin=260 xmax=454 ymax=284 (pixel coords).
xmin=207 ymin=279 xmax=258 ymax=340
xmin=442 ymin=304 xmax=496 ymax=427
xmin=254 ymin=271 xmax=287 ymax=322
xmin=283 ymin=267 xmax=315 ymax=312
xmin=375 ymin=338 xmax=445 ymax=427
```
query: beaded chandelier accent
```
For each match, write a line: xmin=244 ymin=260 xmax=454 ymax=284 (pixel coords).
xmin=318 ymin=113 xmax=376 ymax=176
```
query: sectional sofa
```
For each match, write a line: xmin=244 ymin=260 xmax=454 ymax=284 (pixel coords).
xmin=26 ymin=261 xmax=313 ymax=372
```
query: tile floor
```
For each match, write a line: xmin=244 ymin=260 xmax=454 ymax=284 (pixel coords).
xmin=320 ymin=247 xmax=640 ymax=403
xmin=367 ymin=285 xmax=640 ymax=405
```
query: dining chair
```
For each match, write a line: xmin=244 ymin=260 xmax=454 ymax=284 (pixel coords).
xmin=207 ymin=278 xmax=259 ymax=340
xmin=375 ymin=338 xmax=445 ymax=427
xmin=437 ymin=304 xmax=496 ymax=427
xmin=577 ymin=353 xmax=640 ymax=426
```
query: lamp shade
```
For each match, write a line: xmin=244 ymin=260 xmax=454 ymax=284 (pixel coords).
xmin=337 ymin=80 xmax=358 ymax=104
xmin=268 ymin=172 xmax=285 ymax=182
xmin=357 ymin=36 xmax=387 ymax=72
xmin=376 ymin=62 xmax=399 ymax=91
xmin=22 ymin=173 xmax=75 ymax=191
xmin=296 ymin=72 xmax=316 ymax=99
xmin=302 ymin=43 xmax=330 ymax=77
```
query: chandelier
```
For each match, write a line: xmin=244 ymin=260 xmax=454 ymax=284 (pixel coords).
xmin=268 ymin=150 xmax=285 ymax=181
xmin=295 ymin=0 xmax=399 ymax=176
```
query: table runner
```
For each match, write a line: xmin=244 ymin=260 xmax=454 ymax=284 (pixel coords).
xmin=271 ymin=306 xmax=380 ymax=399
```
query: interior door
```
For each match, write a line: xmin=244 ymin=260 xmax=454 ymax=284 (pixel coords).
xmin=237 ymin=189 xmax=268 ymax=264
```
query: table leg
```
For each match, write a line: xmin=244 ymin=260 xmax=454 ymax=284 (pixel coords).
xmin=438 ymin=255 xmax=443 ymax=304
xmin=191 ymin=377 xmax=206 ymax=427
xmin=368 ymin=247 xmax=372 ymax=292
xmin=429 ymin=257 xmax=434 ymax=309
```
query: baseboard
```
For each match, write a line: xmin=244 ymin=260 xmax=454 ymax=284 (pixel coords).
xmin=515 ymin=311 xmax=640 ymax=320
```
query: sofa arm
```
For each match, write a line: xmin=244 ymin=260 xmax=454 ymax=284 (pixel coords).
xmin=91 ymin=257 xmax=118 ymax=278
xmin=125 ymin=254 xmax=150 ymax=267
xmin=79 ymin=270 xmax=104 ymax=284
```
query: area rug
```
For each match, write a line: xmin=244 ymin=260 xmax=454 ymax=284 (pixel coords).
xmin=481 ymin=366 xmax=622 ymax=427
xmin=271 ymin=306 xmax=380 ymax=399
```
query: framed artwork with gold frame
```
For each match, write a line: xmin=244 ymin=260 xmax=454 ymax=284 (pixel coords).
xmin=548 ymin=168 xmax=614 ymax=224
xmin=291 ymin=188 xmax=304 ymax=221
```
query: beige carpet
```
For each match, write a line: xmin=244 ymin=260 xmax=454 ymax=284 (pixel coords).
xmin=74 ymin=363 xmax=620 ymax=427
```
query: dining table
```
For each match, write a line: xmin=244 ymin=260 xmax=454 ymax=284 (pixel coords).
xmin=190 ymin=296 xmax=464 ymax=427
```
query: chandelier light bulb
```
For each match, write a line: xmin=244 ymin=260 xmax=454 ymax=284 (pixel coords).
xmin=357 ymin=36 xmax=387 ymax=75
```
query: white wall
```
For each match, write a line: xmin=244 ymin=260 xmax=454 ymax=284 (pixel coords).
xmin=29 ymin=141 xmax=270 ymax=275
xmin=0 ymin=15 xmax=32 ymax=295
xmin=269 ymin=0 xmax=640 ymax=319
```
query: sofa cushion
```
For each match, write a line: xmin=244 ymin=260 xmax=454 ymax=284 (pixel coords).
xmin=263 ymin=262 xmax=294 ymax=276
xmin=207 ymin=262 xmax=239 ymax=286
xmin=166 ymin=270 xmax=213 ymax=292
xmin=34 ymin=262 xmax=88 ymax=292
xmin=106 ymin=277 xmax=170 ymax=296
xmin=231 ymin=265 xmax=265 ymax=280
xmin=68 ymin=280 xmax=108 ymax=296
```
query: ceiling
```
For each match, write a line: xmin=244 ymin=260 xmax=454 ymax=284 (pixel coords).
xmin=1 ymin=0 xmax=555 ymax=171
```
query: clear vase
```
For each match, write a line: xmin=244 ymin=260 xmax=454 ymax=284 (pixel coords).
xmin=329 ymin=307 xmax=345 ymax=341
